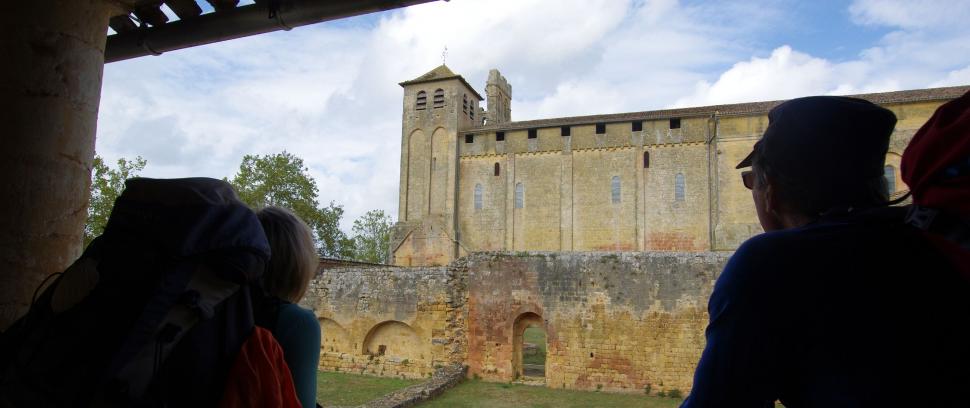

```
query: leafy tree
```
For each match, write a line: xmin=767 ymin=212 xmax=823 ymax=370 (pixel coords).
xmin=350 ymin=209 xmax=393 ymax=263
xmin=85 ymin=155 xmax=147 ymax=246
xmin=228 ymin=151 xmax=351 ymax=258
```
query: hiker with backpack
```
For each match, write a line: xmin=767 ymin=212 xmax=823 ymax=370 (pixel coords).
xmin=0 ymin=177 xmax=307 ymax=407
xmin=682 ymin=95 xmax=970 ymax=407
xmin=252 ymin=206 xmax=322 ymax=408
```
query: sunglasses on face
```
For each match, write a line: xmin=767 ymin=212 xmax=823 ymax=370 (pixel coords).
xmin=741 ymin=170 xmax=754 ymax=190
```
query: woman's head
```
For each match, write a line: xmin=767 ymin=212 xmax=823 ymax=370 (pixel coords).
xmin=257 ymin=206 xmax=318 ymax=302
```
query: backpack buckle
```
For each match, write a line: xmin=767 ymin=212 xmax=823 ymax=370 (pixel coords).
xmin=906 ymin=205 xmax=939 ymax=230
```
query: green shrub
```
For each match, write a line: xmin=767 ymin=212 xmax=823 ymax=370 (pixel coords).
xmin=668 ymin=389 xmax=683 ymax=399
xmin=644 ymin=384 xmax=652 ymax=395
xmin=657 ymin=390 xmax=667 ymax=398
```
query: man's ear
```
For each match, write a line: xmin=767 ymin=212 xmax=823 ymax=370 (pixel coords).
xmin=763 ymin=179 xmax=779 ymax=216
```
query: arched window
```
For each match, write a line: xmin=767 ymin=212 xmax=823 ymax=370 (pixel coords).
xmin=433 ymin=89 xmax=445 ymax=108
xmin=643 ymin=151 xmax=650 ymax=168
xmin=515 ymin=183 xmax=524 ymax=209
xmin=474 ymin=184 xmax=483 ymax=210
xmin=675 ymin=173 xmax=685 ymax=202
xmin=611 ymin=176 xmax=621 ymax=204
xmin=494 ymin=163 xmax=500 ymax=176
xmin=463 ymin=94 xmax=468 ymax=113
xmin=416 ymin=91 xmax=427 ymax=110
xmin=884 ymin=165 xmax=896 ymax=193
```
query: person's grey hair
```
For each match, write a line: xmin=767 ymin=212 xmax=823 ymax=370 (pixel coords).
xmin=256 ymin=206 xmax=318 ymax=303
xmin=752 ymin=148 xmax=888 ymax=217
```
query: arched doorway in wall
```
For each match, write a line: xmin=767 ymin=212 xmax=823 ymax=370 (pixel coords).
xmin=512 ymin=312 xmax=546 ymax=380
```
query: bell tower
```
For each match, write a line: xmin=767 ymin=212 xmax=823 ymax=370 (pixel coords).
xmin=390 ymin=65 xmax=483 ymax=266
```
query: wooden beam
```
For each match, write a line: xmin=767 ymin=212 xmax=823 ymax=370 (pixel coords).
xmin=107 ymin=0 xmax=442 ymax=63
xmin=164 ymin=0 xmax=203 ymax=19
xmin=134 ymin=3 xmax=169 ymax=27
xmin=204 ymin=0 xmax=239 ymax=12
xmin=108 ymin=14 xmax=138 ymax=33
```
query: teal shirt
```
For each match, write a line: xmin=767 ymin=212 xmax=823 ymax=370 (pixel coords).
xmin=275 ymin=303 xmax=321 ymax=408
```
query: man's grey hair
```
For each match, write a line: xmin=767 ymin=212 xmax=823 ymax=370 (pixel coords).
xmin=751 ymin=149 xmax=889 ymax=218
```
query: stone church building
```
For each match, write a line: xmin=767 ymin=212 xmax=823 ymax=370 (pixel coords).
xmin=389 ymin=64 xmax=966 ymax=266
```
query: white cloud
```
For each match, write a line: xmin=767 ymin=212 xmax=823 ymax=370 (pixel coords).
xmin=673 ymin=46 xmax=837 ymax=107
xmin=671 ymin=1 xmax=970 ymax=107
xmin=932 ymin=65 xmax=970 ymax=88
xmin=849 ymin=0 xmax=970 ymax=29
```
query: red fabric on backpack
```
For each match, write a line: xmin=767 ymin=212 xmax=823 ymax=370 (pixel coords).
xmin=219 ymin=326 xmax=302 ymax=408
xmin=901 ymin=90 xmax=970 ymax=276
xmin=901 ymin=90 xmax=970 ymax=214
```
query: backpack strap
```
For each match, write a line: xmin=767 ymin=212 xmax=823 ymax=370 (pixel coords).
xmin=99 ymin=260 xmax=243 ymax=402
xmin=906 ymin=205 xmax=970 ymax=251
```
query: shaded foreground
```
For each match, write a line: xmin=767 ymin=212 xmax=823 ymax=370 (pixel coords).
xmin=418 ymin=379 xmax=684 ymax=408
xmin=316 ymin=371 xmax=420 ymax=406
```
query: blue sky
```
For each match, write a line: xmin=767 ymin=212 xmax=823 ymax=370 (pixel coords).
xmin=97 ymin=0 xmax=970 ymax=231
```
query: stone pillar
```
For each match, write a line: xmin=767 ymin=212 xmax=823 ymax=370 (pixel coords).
xmin=0 ymin=0 xmax=119 ymax=329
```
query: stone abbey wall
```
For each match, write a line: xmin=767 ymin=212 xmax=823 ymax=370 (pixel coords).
xmin=463 ymin=252 xmax=728 ymax=394
xmin=457 ymin=120 xmax=714 ymax=254
xmin=301 ymin=265 xmax=467 ymax=379
xmin=308 ymin=251 xmax=730 ymax=395
xmin=458 ymin=99 xmax=945 ymax=254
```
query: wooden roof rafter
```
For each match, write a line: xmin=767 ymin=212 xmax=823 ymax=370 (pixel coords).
xmin=106 ymin=0 xmax=443 ymax=63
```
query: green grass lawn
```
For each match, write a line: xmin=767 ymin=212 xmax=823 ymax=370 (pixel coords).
xmin=418 ymin=380 xmax=684 ymax=408
xmin=316 ymin=370 xmax=420 ymax=406
xmin=522 ymin=327 xmax=546 ymax=366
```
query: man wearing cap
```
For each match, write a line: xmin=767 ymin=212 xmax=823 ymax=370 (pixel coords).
xmin=681 ymin=96 xmax=970 ymax=407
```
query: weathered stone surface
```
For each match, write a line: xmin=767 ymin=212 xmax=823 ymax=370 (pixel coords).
xmin=310 ymin=251 xmax=727 ymax=395
xmin=463 ymin=251 xmax=728 ymax=394
xmin=304 ymin=263 xmax=467 ymax=379
xmin=362 ymin=364 xmax=466 ymax=408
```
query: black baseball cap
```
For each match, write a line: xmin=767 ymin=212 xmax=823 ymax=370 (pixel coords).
xmin=736 ymin=96 xmax=897 ymax=193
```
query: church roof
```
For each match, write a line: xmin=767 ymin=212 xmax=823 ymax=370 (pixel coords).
xmin=470 ymin=85 xmax=970 ymax=132
xmin=399 ymin=64 xmax=484 ymax=100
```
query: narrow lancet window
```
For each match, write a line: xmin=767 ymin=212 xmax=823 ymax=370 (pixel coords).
xmin=474 ymin=184 xmax=483 ymax=210
xmin=494 ymin=163 xmax=501 ymax=176
xmin=611 ymin=176 xmax=621 ymax=204
xmin=515 ymin=183 xmax=524 ymax=209
xmin=675 ymin=173 xmax=686 ymax=201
